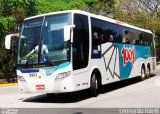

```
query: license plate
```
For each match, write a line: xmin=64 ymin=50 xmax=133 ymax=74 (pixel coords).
xmin=36 ymin=84 xmax=45 ymax=90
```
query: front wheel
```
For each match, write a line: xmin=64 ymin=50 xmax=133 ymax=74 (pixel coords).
xmin=90 ymin=73 xmax=98 ymax=97
xmin=47 ymin=93 xmax=55 ymax=98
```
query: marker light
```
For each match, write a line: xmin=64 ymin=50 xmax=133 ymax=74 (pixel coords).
xmin=56 ymin=71 xmax=71 ymax=80
xmin=17 ymin=76 xmax=26 ymax=82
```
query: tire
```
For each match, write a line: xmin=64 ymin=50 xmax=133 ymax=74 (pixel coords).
xmin=90 ymin=73 xmax=98 ymax=97
xmin=47 ymin=93 xmax=55 ymax=98
xmin=141 ymin=66 xmax=146 ymax=81
xmin=146 ymin=65 xmax=151 ymax=78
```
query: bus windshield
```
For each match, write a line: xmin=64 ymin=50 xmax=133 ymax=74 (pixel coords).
xmin=17 ymin=13 xmax=71 ymax=66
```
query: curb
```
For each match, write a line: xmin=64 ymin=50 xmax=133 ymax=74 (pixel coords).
xmin=0 ymin=83 xmax=17 ymax=87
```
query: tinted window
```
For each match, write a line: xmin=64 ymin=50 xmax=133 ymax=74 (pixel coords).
xmin=91 ymin=17 xmax=154 ymax=46
xmin=139 ymin=32 xmax=153 ymax=46
xmin=118 ymin=26 xmax=153 ymax=46
xmin=91 ymin=18 xmax=106 ymax=45
xmin=105 ymin=22 xmax=119 ymax=43
xmin=118 ymin=26 xmax=138 ymax=44
xmin=91 ymin=18 xmax=120 ymax=44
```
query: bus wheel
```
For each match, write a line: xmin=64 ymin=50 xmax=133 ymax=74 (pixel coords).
xmin=146 ymin=65 xmax=151 ymax=78
xmin=47 ymin=93 xmax=55 ymax=98
xmin=90 ymin=73 xmax=98 ymax=97
xmin=141 ymin=66 xmax=146 ymax=81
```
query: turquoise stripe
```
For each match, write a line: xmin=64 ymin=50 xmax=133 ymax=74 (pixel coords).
xmin=17 ymin=62 xmax=70 ymax=77
xmin=57 ymin=62 xmax=70 ymax=70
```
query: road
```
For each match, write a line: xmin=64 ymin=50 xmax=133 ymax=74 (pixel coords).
xmin=1 ymin=68 xmax=160 ymax=109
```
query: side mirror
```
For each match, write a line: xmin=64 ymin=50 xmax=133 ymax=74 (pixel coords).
xmin=5 ymin=34 xmax=12 ymax=50
xmin=5 ymin=34 xmax=18 ymax=50
xmin=64 ymin=25 xmax=75 ymax=42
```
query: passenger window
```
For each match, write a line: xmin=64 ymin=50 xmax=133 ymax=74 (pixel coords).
xmin=91 ymin=18 xmax=106 ymax=45
xmin=105 ymin=22 xmax=119 ymax=43
xmin=137 ymin=32 xmax=150 ymax=46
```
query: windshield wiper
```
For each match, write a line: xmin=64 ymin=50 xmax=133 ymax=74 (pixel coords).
xmin=25 ymin=55 xmax=32 ymax=67
xmin=46 ymin=59 xmax=53 ymax=66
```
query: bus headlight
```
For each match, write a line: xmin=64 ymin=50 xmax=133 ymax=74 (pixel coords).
xmin=56 ymin=71 xmax=71 ymax=80
xmin=17 ymin=76 xmax=26 ymax=82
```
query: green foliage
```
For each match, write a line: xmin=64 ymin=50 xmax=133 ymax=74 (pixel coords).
xmin=0 ymin=16 xmax=15 ymax=80
xmin=36 ymin=0 xmax=118 ymax=17
xmin=111 ymin=0 xmax=118 ymax=4
xmin=37 ymin=0 xmax=89 ymax=14
xmin=0 ymin=16 xmax=15 ymax=32
xmin=0 ymin=0 xmax=38 ymax=81
xmin=24 ymin=0 xmax=39 ymax=16
xmin=0 ymin=0 xmax=39 ymax=31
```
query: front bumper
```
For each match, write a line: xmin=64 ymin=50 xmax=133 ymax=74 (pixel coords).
xmin=18 ymin=76 xmax=76 ymax=94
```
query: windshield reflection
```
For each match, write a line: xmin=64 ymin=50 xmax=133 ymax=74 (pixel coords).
xmin=17 ymin=13 xmax=71 ymax=66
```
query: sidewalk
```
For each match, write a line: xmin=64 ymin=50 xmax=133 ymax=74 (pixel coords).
xmin=0 ymin=83 xmax=17 ymax=87
xmin=156 ymin=65 xmax=160 ymax=70
xmin=0 ymin=79 xmax=17 ymax=87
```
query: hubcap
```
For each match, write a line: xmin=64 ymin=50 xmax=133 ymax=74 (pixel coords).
xmin=146 ymin=68 xmax=150 ymax=76
xmin=95 ymin=80 xmax=98 ymax=90
xmin=142 ymin=69 xmax=145 ymax=78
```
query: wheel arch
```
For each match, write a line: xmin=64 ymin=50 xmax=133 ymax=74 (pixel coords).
xmin=147 ymin=62 xmax=151 ymax=70
xmin=141 ymin=63 xmax=146 ymax=72
xmin=90 ymin=68 xmax=102 ymax=87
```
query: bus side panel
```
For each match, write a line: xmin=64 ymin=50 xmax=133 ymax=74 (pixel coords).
xmin=92 ymin=42 xmax=153 ymax=86
xmin=114 ymin=43 xmax=151 ymax=79
xmin=100 ymin=42 xmax=121 ymax=84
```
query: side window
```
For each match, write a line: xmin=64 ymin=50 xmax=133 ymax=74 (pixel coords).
xmin=118 ymin=27 xmax=137 ymax=44
xmin=73 ymin=14 xmax=89 ymax=70
xmin=118 ymin=26 xmax=130 ymax=44
xmin=124 ymin=28 xmax=138 ymax=44
xmin=91 ymin=18 xmax=106 ymax=45
xmin=139 ymin=32 xmax=153 ymax=46
xmin=91 ymin=18 xmax=119 ymax=44
xmin=131 ymin=30 xmax=141 ymax=45
xmin=105 ymin=22 xmax=119 ymax=43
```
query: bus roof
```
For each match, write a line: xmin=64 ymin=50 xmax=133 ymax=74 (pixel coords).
xmin=25 ymin=10 xmax=153 ymax=34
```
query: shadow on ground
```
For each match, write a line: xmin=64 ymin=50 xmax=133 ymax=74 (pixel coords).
xmin=23 ymin=74 xmax=156 ymax=103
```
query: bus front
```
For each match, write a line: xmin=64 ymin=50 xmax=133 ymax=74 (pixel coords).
xmin=17 ymin=13 xmax=74 ymax=93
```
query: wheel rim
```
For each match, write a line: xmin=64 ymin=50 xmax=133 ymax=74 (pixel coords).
xmin=141 ymin=68 xmax=145 ymax=79
xmin=91 ymin=74 xmax=98 ymax=97
xmin=146 ymin=67 xmax=150 ymax=76
xmin=95 ymin=80 xmax=98 ymax=90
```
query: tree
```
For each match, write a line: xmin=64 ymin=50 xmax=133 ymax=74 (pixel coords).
xmin=0 ymin=0 xmax=39 ymax=32
xmin=0 ymin=16 xmax=15 ymax=80
xmin=37 ymin=0 xmax=118 ymax=16
xmin=86 ymin=0 xmax=118 ymax=16
xmin=131 ymin=0 xmax=160 ymax=17
xmin=114 ymin=0 xmax=160 ymax=30
xmin=37 ymin=0 xmax=88 ymax=14
xmin=0 ymin=0 xmax=39 ymax=81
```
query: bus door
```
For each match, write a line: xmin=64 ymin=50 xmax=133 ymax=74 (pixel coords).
xmin=72 ymin=14 xmax=90 ymax=73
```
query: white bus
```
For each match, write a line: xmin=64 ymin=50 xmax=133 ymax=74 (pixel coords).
xmin=5 ymin=10 xmax=156 ymax=97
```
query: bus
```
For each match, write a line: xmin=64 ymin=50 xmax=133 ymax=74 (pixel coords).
xmin=5 ymin=10 xmax=156 ymax=97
